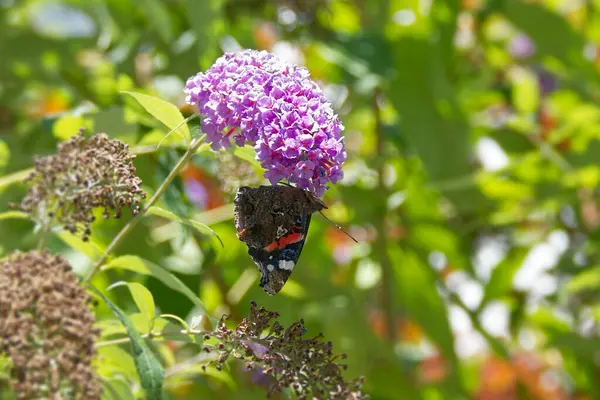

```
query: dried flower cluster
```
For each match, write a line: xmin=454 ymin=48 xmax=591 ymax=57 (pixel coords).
xmin=185 ymin=50 xmax=346 ymax=196
xmin=0 ymin=251 xmax=101 ymax=399
xmin=19 ymin=129 xmax=146 ymax=241
xmin=203 ymin=302 xmax=367 ymax=399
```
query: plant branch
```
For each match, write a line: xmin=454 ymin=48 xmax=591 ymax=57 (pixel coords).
xmin=372 ymin=88 xmax=396 ymax=342
xmin=83 ymin=135 xmax=206 ymax=282
xmin=94 ymin=327 xmax=207 ymax=349
xmin=164 ymin=352 xmax=219 ymax=378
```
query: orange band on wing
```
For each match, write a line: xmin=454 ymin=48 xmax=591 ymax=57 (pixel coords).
xmin=280 ymin=232 xmax=303 ymax=247
xmin=264 ymin=232 xmax=304 ymax=252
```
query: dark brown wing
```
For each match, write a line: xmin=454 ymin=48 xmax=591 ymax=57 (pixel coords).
xmin=233 ymin=185 xmax=325 ymax=294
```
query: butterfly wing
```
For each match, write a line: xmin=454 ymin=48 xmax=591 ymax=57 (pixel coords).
xmin=234 ymin=185 xmax=322 ymax=295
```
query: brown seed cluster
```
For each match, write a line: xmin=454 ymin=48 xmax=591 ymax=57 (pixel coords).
xmin=203 ymin=302 xmax=367 ymax=399
xmin=0 ymin=251 xmax=102 ymax=399
xmin=19 ymin=129 xmax=146 ymax=241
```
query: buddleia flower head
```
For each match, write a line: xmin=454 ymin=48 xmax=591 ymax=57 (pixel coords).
xmin=185 ymin=50 xmax=346 ymax=196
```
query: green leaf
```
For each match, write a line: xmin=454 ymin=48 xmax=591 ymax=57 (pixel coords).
xmin=511 ymin=68 xmax=540 ymax=114
xmin=502 ymin=0 xmax=596 ymax=83
xmin=159 ymin=322 xmax=195 ymax=343
xmin=91 ymin=287 xmax=164 ymax=400
xmin=97 ymin=346 xmax=138 ymax=382
xmin=147 ymin=206 xmax=223 ymax=247
xmin=565 ymin=267 xmax=600 ymax=294
xmin=0 ymin=167 xmax=32 ymax=190
xmin=547 ymin=332 xmax=600 ymax=360
xmin=137 ymin=0 xmax=173 ymax=43
xmin=109 ymin=282 xmax=156 ymax=331
xmin=57 ymin=231 xmax=104 ymax=263
xmin=0 ymin=210 xmax=29 ymax=221
xmin=171 ymin=362 xmax=236 ymax=389
xmin=0 ymin=139 xmax=10 ymax=169
xmin=388 ymin=16 xmax=482 ymax=210
xmin=100 ymin=255 xmax=205 ymax=310
xmin=183 ymin=0 xmax=221 ymax=66
xmin=97 ymin=313 xmax=169 ymax=338
xmin=98 ymin=316 xmax=183 ymax=345
xmin=122 ymin=91 xmax=191 ymax=143
xmin=481 ymin=249 xmax=527 ymax=306
xmin=231 ymin=146 xmax=263 ymax=172
xmin=102 ymin=377 xmax=135 ymax=400
xmin=92 ymin=106 xmax=138 ymax=144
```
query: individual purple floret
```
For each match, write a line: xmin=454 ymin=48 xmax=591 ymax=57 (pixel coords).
xmin=184 ymin=50 xmax=346 ymax=196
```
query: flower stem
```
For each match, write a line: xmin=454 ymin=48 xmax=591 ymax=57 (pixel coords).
xmin=37 ymin=203 xmax=59 ymax=250
xmin=83 ymin=135 xmax=206 ymax=283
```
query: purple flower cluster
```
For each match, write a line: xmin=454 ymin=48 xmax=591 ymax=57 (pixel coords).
xmin=184 ymin=50 xmax=346 ymax=196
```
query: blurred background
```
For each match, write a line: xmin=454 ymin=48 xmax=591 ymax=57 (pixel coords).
xmin=2 ymin=0 xmax=600 ymax=399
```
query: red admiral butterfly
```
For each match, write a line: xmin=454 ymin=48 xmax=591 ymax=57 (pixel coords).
xmin=234 ymin=185 xmax=326 ymax=295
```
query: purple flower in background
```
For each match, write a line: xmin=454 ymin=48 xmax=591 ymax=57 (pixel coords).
xmin=508 ymin=34 xmax=535 ymax=59
xmin=184 ymin=49 xmax=346 ymax=196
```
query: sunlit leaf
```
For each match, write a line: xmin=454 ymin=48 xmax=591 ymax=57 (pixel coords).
xmin=57 ymin=231 xmax=104 ymax=263
xmin=0 ymin=168 xmax=32 ymax=190
xmin=92 ymin=287 xmax=164 ymax=400
xmin=101 ymin=377 xmax=135 ymax=400
xmin=481 ymin=249 xmax=528 ymax=306
xmin=97 ymin=346 xmax=138 ymax=382
xmin=122 ymin=91 xmax=190 ymax=143
xmin=0 ymin=139 xmax=9 ymax=169
xmin=109 ymin=282 xmax=156 ymax=331
xmin=52 ymin=114 xmax=89 ymax=140
xmin=0 ymin=211 xmax=29 ymax=220
xmin=565 ymin=267 xmax=600 ymax=294
xmin=511 ymin=68 xmax=540 ymax=114
xmin=147 ymin=205 xmax=223 ymax=247
xmin=100 ymin=255 xmax=205 ymax=310
xmin=231 ymin=146 xmax=263 ymax=173
xmin=96 ymin=314 xmax=169 ymax=340
xmin=279 ymin=279 xmax=306 ymax=298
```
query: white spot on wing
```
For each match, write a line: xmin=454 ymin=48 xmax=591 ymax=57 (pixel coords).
xmin=267 ymin=264 xmax=274 ymax=272
xmin=279 ymin=260 xmax=295 ymax=271
xmin=276 ymin=225 xmax=287 ymax=238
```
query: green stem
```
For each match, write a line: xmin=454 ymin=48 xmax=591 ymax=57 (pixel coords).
xmin=83 ymin=135 xmax=206 ymax=282
xmin=37 ymin=203 xmax=60 ymax=250
xmin=94 ymin=327 xmax=207 ymax=349
xmin=372 ymin=88 xmax=396 ymax=342
xmin=37 ymin=227 xmax=49 ymax=250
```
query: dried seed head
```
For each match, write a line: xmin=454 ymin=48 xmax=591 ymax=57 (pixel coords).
xmin=19 ymin=129 xmax=146 ymax=241
xmin=203 ymin=302 xmax=367 ymax=399
xmin=0 ymin=251 xmax=102 ymax=399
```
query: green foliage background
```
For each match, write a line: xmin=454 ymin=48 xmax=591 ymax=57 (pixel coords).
xmin=2 ymin=0 xmax=600 ymax=398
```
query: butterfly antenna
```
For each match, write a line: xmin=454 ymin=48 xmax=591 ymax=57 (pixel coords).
xmin=318 ymin=211 xmax=358 ymax=243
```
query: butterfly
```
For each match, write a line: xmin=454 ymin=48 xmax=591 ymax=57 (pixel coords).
xmin=234 ymin=185 xmax=326 ymax=295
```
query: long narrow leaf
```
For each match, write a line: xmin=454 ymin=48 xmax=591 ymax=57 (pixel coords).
xmin=91 ymin=286 xmax=164 ymax=400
